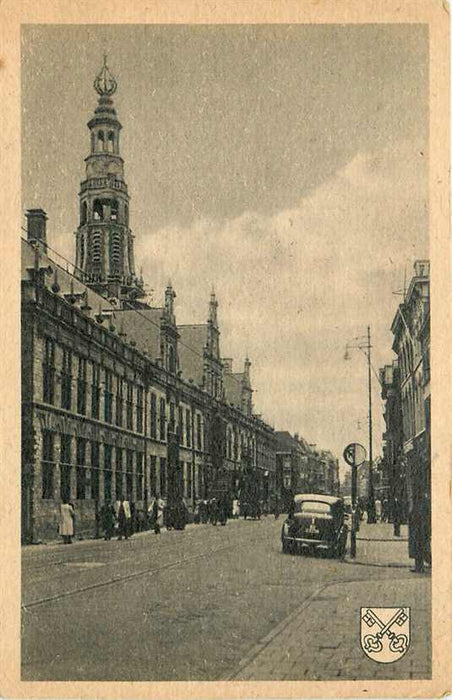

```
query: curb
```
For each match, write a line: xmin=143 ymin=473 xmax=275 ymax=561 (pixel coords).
xmin=224 ymin=581 xmax=333 ymax=680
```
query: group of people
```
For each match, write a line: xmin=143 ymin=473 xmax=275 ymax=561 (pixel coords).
xmin=58 ymin=494 xmax=281 ymax=544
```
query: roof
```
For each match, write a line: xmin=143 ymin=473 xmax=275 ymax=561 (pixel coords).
xmin=293 ymin=494 xmax=343 ymax=505
xmin=114 ymin=308 xmax=162 ymax=360
xmin=224 ymin=371 xmax=244 ymax=406
xmin=177 ymin=324 xmax=207 ymax=385
xmin=21 ymin=238 xmax=115 ymax=321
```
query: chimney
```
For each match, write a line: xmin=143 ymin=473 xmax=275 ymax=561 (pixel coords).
xmin=26 ymin=209 xmax=48 ymax=250
xmin=222 ymin=358 xmax=233 ymax=374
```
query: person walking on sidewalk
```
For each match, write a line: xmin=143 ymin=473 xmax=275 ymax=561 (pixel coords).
xmin=59 ymin=500 xmax=75 ymax=544
xmin=393 ymin=495 xmax=402 ymax=537
xmin=152 ymin=494 xmax=165 ymax=534
xmin=100 ymin=501 xmax=115 ymax=540
xmin=117 ymin=499 xmax=129 ymax=540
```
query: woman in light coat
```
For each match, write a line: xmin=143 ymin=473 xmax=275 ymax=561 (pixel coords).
xmin=59 ymin=501 xmax=75 ymax=544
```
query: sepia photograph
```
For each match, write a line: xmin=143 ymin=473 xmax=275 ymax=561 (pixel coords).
xmin=0 ymin=4 xmax=448 ymax=697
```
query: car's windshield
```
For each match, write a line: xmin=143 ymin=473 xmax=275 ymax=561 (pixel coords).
xmin=295 ymin=501 xmax=332 ymax=514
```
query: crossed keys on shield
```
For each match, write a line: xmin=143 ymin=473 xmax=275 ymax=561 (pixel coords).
xmin=362 ymin=608 xmax=409 ymax=654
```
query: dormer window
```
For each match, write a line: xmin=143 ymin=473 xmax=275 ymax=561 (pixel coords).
xmin=97 ymin=130 xmax=105 ymax=152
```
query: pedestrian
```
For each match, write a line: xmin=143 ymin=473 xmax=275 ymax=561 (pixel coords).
xmin=381 ymin=497 xmax=389 ymax=522
xmin=274 ymin=497 xmax=280 ymax=520
xmin=209 ymin=497 xmax=218 ymax=526
xmin=393 ymin=496 xmax=402 ymax=537
xmin=117 ymin=499 xmax=129 ymax=540
xmin=100 ymin=501 xmax=115 ymax=540
xmin=59 ymin=500 xmax=75 ymax=544
xmin=375 ymin=498 xmax=382 ymax=522
xmin=232 ymin=497 xmax=240 ymax=519
xmin=152 ymin=494 xmax=164 ymax=534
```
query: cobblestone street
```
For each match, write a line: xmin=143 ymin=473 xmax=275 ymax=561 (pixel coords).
xmin=22 ymin=517 xmax=430 ymax=681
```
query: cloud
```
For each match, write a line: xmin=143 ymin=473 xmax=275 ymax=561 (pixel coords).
xmin=137 ymin=139 xmax=428 ymax=460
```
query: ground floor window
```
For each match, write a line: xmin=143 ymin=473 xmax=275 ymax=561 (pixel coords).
xmin=41 ymin=430 xmax=54 ymax=499
xmin=160 ymin=457 xmax=167 ymax=497
xmin=136 ymin=453 xmax=143 ymax=501
xmin=149 ymin=455 xmax=157 ymax=496
xmin=91 ymin=442 xmax=99 ymax=500
xmin=104 ymin=469 xmax=112 ymax=502
xmin=126 ymin=449 xmax=133 ymax=501
xmin=76 ymin=438 xmax=87 ymax=500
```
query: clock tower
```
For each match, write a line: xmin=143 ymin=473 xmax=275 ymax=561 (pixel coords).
xmin=75 ymin=57 xmax=145 ymax=306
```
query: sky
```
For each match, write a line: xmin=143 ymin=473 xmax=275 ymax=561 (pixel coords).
xmin=21 ymin=24 xmax=429 ymax=475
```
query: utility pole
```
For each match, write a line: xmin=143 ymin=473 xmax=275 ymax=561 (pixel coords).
xmin=367 ymin=325 xmax=376 ymax=523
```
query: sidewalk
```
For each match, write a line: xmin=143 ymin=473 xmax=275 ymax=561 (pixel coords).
xmin=230 ymin=522 xmax=431 ymax=681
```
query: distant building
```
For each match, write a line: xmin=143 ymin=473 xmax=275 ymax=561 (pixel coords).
xmin=379 ymin=361 xmax=406 ymax=520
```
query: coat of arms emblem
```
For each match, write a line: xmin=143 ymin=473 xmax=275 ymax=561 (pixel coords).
xmin=360 ymin=607 xmax=410 ymax=663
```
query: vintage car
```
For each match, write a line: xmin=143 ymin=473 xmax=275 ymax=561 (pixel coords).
xmin=281 ymin=494 xmax=348 ymax=558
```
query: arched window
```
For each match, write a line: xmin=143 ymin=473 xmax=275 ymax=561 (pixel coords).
xmin=124 ymin=203 xmax=129 ymax=227
xmin=93 ymin=199 xmax=104 ymax=221
xmin=109 ymin=230 xmax=121 ymax=276
xmin=97 ymin=131 xmax=105 ymax=152
xmin=91 ymin=132 xmax=95 ymax=154
xmin=90 ymin=231 xmax=102 ymax=278
xmin=80 ymin=235 xmax=85 ymax=269
xmin=110 ymin=200 xmax=118 ymax=221
xmin=107 ymin=132 xmax=115 ymax=153
xmin=81 ymin=201 xmax=87 ymax=225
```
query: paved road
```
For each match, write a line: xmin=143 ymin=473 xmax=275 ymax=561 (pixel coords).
xmin=22 ymin=517 xmax=422 ymax=681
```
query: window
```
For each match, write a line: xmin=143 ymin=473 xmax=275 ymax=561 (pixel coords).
xmin=178 ymin=406 xmax=184 ymax=444
xmin=104 ymin=444 xmax=113 ymax=501
xmin=126 ymin=383 xmax=133 ymax=430
xmin=43 ymin=337 xmax=55 ymax=404
xmin=41 ymin=430 xmax=54 ymax=499
xmin=136 ymin=386 xmax=144 ymax=433
xmin=136 ymin=453 xmax=143 ymax=501
xmin=107 ymin=131 xmax=114 ymax=153
xmin=97 ymin=131 xmax=104 ymax=152
xmin=91 ymin=441 xmax=99 ymax=501
xmin=77 ymin=357 xmax=87 ymax=415
xmin=169 ymin=402 xmax=175 ymax=434
xmin=60 ymin=434 xmax=72 ymax=501
xmin=90 ymin=230 xmax=102 ymax=279
xmin=187 ymin=462 xmax=192 ymax=500
xmin=186 ymin=409 xmax=191 ymax=448
xmin=115 ymin=447 xmax=123 ymax=499
xmin=159 ymin=397 xmax=166 ymax=440
xmin=116 ymin=377 xmax=123 ymax=427
xmin=81 ymin=201 xmax=87 ymax=225
xmin=126 ymin=449 xmax=133 ymax=501
xmin=61 ymin=348 xmax=72 ymax=410
xmin=109 ymin=229 xmax=121 ymax=275
xmin=91 ymin=362 xmax=100 ymax=419
xmin=150 ymin=393 xmax=157 ymax=439
xmin=196 ymin=414 xmax=202 ymax=451
xmin=80 ymin=234 xmax=85 ymax=268
xmin=150 ymin=455 xmax=157 ymax=496
xmin=160 ymin=457 xmax=167 ymax=496
xmin=104 ymin=369 xmax=113 ymax=423
xmin=76 ymin=438 xmax=87 ymax=500
xmin=197 ymin=463 xmax=203 ymax=498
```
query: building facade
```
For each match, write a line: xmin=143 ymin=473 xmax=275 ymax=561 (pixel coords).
xmin=21 ymin=59 xmax=276 ymax=544
xmin=389 ymin=260 xmax=431 ymax=565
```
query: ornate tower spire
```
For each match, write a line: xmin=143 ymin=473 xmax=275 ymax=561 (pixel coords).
xmin=208 ymin=289 xmax=218 ymax=328
xmin=74 ymin=57 xmax=144 ymax=306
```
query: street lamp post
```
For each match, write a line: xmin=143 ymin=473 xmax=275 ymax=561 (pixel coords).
xmin=344 ymin=326 xmax=376 ymax=523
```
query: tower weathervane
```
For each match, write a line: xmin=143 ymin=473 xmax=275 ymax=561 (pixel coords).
xmin=94 ymin=55 xmax=117 ymax=96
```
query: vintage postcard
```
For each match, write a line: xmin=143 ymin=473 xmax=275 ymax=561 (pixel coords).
xmin=0 ymin=1 xmax=450 ymax=698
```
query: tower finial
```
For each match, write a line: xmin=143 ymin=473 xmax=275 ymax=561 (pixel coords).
xmin=94 ymin=55 xmax=117 ymax=97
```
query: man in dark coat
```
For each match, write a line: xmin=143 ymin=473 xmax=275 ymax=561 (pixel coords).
xmin=100 ymin=502 xmax=115 ymax=540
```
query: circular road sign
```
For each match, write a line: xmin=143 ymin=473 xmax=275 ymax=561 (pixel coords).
xmin=343 ymin=443 xmax=367 ymax=468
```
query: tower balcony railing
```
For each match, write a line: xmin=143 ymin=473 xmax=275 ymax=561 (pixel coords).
xmin=80 ymin=177 xmax=128 ymax=194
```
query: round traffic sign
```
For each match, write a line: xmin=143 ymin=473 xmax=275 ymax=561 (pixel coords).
xmin=343 ymin=442 xmax=366 ymax=467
